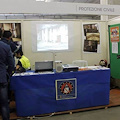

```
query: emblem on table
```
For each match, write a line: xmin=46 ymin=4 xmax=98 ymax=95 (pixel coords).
xmin=56 ymin=78 xmax=77 ymax=100
xmin=60 ymin=82 xmax=73 ymax=94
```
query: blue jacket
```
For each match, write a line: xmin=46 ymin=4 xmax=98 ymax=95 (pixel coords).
xmin=0 ymin=41 xmax=14 ymax=83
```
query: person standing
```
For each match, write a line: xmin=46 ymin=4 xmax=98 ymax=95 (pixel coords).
xmin=0 ymin=41 xmax=14 ymax=120
xmin=1 ymin=31 xmax=18 ymax=55
xmin=0 ymin=31 xmax=18 ymax=104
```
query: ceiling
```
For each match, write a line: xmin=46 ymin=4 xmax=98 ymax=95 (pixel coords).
xmin=42 ymin=0 xmax=100 ymax=4
xmin=0 ymin=0 xmax=120 ymax=20
xmin=36 ymin=0 xmax=120 ymax=5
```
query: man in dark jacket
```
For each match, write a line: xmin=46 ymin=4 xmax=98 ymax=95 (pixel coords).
xmin=0 ymin=31 xmax=18 ymax=105
xmin=1 ymin=31 xmax=18 ymax=55
xmin=0 ymin=41 xmax=14 ymax=120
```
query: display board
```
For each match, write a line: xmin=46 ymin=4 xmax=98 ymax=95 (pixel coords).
xmin=82 ymin=23 xmax=101 ymax=53
xmin=109 ymin=24 xmax=120 ymax=79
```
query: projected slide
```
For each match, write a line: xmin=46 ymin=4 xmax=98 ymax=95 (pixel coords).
xmin=36 ymin=24 xmax=68 ymax=51
xmin=31 ymin=21 xmax=74 ymax=52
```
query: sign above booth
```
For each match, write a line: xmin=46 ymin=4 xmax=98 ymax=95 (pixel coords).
xmin=1 ymin=0 xmax=120 ymax=15
xmin=76 ymin=4 xmax=117 ymax=15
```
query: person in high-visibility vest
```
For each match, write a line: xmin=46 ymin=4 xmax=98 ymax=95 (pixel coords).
xmin=15 ymin=47 xmax=31 ymax=72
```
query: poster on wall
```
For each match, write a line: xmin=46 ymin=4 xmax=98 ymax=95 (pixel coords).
xmin=0 ymin=23 xmax=21 ymax=46
xmin=82 ymin=23 xmax=100 ymax=53
xmin=110 ymin=26 xmax=119 ymax=42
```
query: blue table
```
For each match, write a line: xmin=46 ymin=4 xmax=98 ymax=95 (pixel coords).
xmin=10 ymin=69 xmax=110 ymax=117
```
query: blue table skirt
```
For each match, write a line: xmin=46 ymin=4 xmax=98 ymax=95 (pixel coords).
xmin=10 ymin=69 xmax=110 ymax=117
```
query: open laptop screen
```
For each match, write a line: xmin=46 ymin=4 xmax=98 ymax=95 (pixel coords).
xmin=35 ymin=61 xmax=53 ymax=72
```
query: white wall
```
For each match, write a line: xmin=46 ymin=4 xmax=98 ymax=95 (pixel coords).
xmin=22 ymin=20 xmax=82 ymax=70
xmin=0 ymin=20 xmax=108 ymax=70
xmin=21 ymin=20 xmax=108 ymax=70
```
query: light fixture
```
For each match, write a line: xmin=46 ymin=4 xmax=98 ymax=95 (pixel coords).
xmin=36 ymin=0 xmax=45 ymax=1
xmin=36 ymin=0 xmax=50 ymax=2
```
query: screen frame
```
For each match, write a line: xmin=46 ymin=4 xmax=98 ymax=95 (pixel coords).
xmin=31 ymin=21 xmax=74 ymax=52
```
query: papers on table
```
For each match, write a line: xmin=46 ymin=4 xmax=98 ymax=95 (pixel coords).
xmin=12 ymin=71 xmax=55 ymax=76
xmin=78 ymin=66 xmax=110 ymax=71
xmin=12 ymin=66 xmax=109 ymax=76
xmin=87 ymin=66 xmax=109 ymax=70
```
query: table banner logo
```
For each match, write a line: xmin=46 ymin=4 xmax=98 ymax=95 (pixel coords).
xmin=56 ymin=78 xmax=77 ymax=100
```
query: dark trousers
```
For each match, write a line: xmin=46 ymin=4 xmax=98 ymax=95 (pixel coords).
xmin=0 ymin=83 xmax=9 ymax=120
